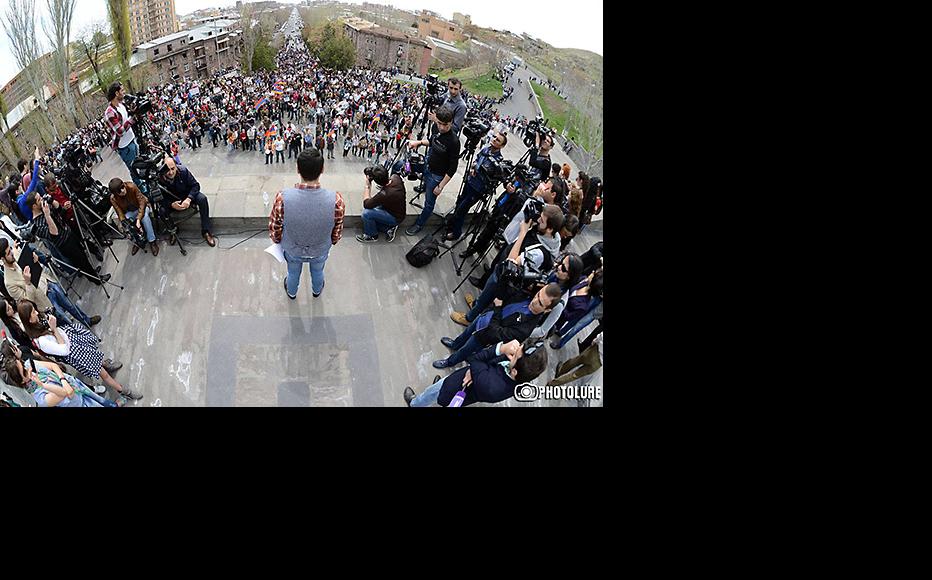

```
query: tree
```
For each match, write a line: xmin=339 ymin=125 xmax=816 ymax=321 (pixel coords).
xmin=106 ymin=0 xmax=132 ymax=92
xmin=77 ymin=20 xmax=110 ymax=93
xmin=252 ymin=34 xmax=275 ymax=72
xmin=43 ymin=0 xmax=80 ymax=129
xmin=2 ymin=0 xmax=60 ymax=141
xmin=0 ymin=93 xmax=23 ymax=161
xmin=318 ymin=32 xmax=355 ymax=71
xmin=239 ymin=3 xmax=258 ymax=75
xmin=308 ymin=22 xmax=355 ymax=71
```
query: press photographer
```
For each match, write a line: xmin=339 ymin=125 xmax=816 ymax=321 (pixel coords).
xmin=108 ymin=178 xmax=159 ymax=257
xmin=25 ymin=191 xmax=110 ymax=286
xmin=433 ymin=281 xmax=562 ymax=369
xmin=404 ymin=338 xmax=549 ymax=407
xmin=404 ymin=105 xmax=460 ymax=236
xmin=356 ymin=165 xmax=405 ymax=243
xmin=443 ymin=129 xmax=507 ymax=242
xmin=451 ymin=206 xmax=564 ymax=328
xmin=104 ymin=81 xmax=141 ymax=187
xmin=412 ymin=77 xmax=467 ymax=195
xmin=525 ymin=116 xmax=556 ymax=181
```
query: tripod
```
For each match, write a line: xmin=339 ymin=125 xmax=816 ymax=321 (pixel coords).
xmin=433 ymin=140 xmax=485 ymax=266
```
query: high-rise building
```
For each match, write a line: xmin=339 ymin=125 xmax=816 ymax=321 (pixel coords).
xmin=129 ymin=0 xmax=180 ymax=47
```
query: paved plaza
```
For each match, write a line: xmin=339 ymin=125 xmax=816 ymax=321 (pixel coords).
xmin=76 ymin=72 xmax=603 ymax=408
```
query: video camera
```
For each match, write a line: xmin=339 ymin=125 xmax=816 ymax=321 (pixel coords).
xmin=123 ymin=93 xmax=153 ymax=117
xmin=497 ymin=256 xmax=549 ymax=297
xmin=424 ymin=74 xmax=446 ymax=107
xmin=524 ymin=115 xmax=554 ymax=148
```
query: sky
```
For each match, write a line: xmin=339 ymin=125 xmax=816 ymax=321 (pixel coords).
xmin=0 ymin=0 xmax=603 ymax=90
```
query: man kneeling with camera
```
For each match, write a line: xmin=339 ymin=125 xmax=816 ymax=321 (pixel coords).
xmin=356 ymin=165 xmax=406 ymax=243
xmin=108 ymin=178 xmax=158 ymax=257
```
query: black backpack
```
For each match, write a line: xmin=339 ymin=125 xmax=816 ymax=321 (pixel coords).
xmin=406 ymin=233 xmax=439 ymax=268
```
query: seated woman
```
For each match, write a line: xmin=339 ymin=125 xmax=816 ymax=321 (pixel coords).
xmin=17 ymin=301 xmax=142 ymax=401
xmin=1 ymin=340 xmax=118 ymax=407
xmin=529 ymin=253 xmax=585 ymax=340
xmin=2 ymin=298 xmax=54 ymax=366
xmin=551 ymin=270 xmax=604 ymax=349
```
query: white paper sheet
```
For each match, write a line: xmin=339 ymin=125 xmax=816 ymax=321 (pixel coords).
xmin=265 ymin=243 xmax=285 ymax=263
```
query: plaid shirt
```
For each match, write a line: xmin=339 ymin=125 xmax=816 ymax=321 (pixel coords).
xmin=104 ymin=102 xmax=135 ymax=150
xmin=268 ymin=184 xmax=344 ymax=246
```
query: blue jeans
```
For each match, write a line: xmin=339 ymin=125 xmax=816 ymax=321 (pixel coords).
xmin=361 ymin=207 xmax=398 ymax=237
xmin=446 ymin=317 xmax=485 ymax=366
xmin=47 ymin=281 xmax=91 ymax=328
xmin=410 ymin=376 xmax=445 ymax=407
xmin=124 ymin=207 xmax=156 ymax=243
xmin=414 ymin=169 xmax=444 ymax=228
xmin=448 ymin=180 xmax=484 ymax=239
xmin=465 ymin=269 xmax=500 ymax=323
xmin=116 ymin=140 xmax=142 ymax=189
xmin=554 ymin=298 xmax=602 ymax=348
xmin=284 ymin=249 xmax=329 ymax=296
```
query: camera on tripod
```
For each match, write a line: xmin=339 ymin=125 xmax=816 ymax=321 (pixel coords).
xmin=524 ymin=115 xmax=554 ymax=148
xmin=424 ymin=74 xmax=445 ymax=107
xmin=123 ymin=93 xmax=153 ymax=117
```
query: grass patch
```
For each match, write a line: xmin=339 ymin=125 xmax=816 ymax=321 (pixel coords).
xmin=532 ymin=81 xmax=602 ymax=158
xmin=532 ymin=80 xmax=571 ymax=138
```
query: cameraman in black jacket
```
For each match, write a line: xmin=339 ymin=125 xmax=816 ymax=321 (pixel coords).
xmin=404 ymin=338 xmax=549 ymax=407
xmin=433 ymin=281 xmax=562 ymax=370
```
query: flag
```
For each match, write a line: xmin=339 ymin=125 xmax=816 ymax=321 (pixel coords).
xmin=167 ymin=106 xmax=174 ymax=116
xmin=254 ymin=97 xmax=269 ymax=111
xmin=368 ymin=112 xmax=381 ymax=130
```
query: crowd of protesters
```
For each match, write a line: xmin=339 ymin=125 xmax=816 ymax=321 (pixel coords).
xmin=0 ymin=30 xmax=604 ymax=408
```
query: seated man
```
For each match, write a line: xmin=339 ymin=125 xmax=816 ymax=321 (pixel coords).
xmin=404 ymin=338 xmax=549 ymax=407
xmin=356 ymin=166 xmax=405 ymax=243
xmin=158 ymin=156 xmax=216 ymax=247
xmin=432 ymin=282 xmax=562 ymax=369
xmin=0 ymin=237 xmax=101 ymax=329
xmin=109 ymin=177 xmax=159 ymax=257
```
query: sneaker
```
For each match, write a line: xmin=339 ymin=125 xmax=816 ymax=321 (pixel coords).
xmin=356 ymin=233 xmax=378 ymax=243
xmin=102 ymin=358 xmax=123 ymax=373
xmin=405 ymin=224 xmax=422 ymax=236
xmin=89 ymin=315 xmax=102 ymax=326
xmin=120 ymin=387 xmax=143 ymax=400
xmin=313 ymin=280 xmax=325 ymax=298
xmin=94 ymin=384 xmax=107 ymax=395
xmin=450 ymin=312 xmax=469 ymax=327
xmin=464 ymin=293 xmax=476 ymax=309
xmin=385 ymin=226 xmax=398 ymax=243
xmin=284 ymin=276 xmax=296 ymax=300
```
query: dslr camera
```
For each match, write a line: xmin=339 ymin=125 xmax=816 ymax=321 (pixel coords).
xmin=424 ymin=74 xmax=446 ymax=107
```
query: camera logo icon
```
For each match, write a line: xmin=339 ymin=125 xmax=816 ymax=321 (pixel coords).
xmin=514 ymin=383 xmax=540 ymax=402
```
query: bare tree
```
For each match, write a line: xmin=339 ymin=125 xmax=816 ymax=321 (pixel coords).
xmin=43 ymin=0 xmax=80 ymax=129
xmin=106 ymin=0 xmax=132 ymax=92
xmin=2 ymin=0 xmax=60 ymax=141
xmin=0 ymin=92 xmax=24 ymax=160
xmin=77 ymin=20 xmax=110 ymax=93
xmin=239 ymin=3 xmax=258 ymax=75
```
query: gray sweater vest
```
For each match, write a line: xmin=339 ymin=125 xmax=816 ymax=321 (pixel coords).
xmin=281 ymin=186 xmax=336 ymax=258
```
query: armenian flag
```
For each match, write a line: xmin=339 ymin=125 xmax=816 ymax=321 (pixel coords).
xmin=272 ymin=80 xmax=286 ymax=97
xmin=254 ymin=96 xmax=269 ymax=111
xmin=368 ymin=111 xmax=381 ymax=130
